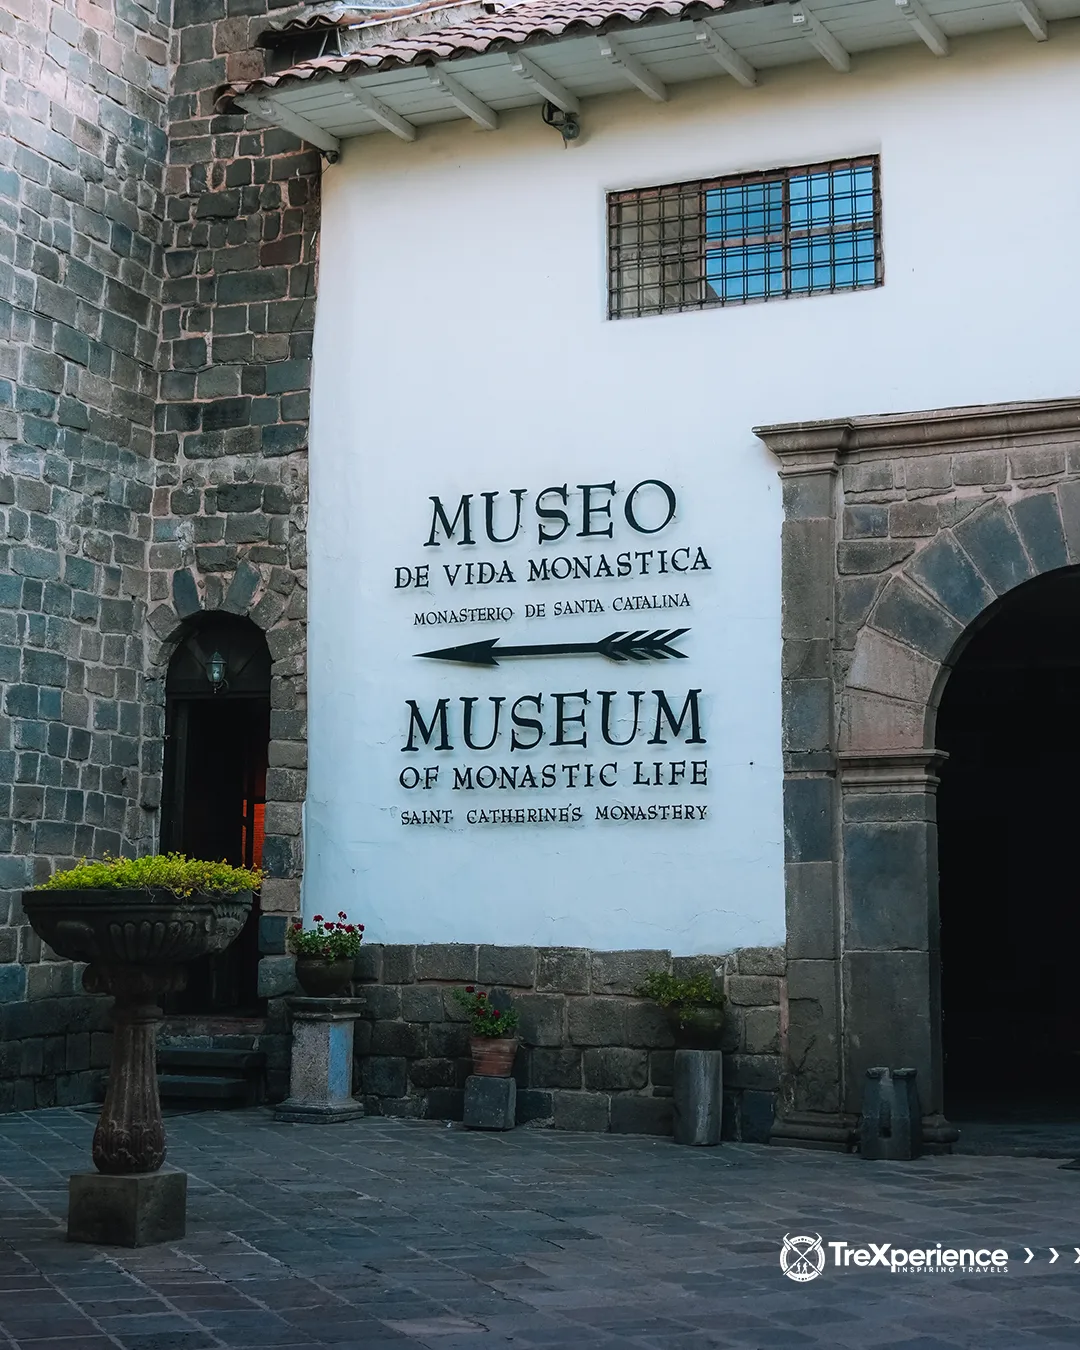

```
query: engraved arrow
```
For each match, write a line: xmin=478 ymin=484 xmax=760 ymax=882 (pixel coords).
xmin=416 ymin=628 xmax=690 ymax=667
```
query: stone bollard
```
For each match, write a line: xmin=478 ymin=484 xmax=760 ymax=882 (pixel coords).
xmin=275 ymin=998 xmax=367 ymax=1123
xmin=673 ymin=1049 xmax=723 ymax=1146
xmin=860 ymin=1067 xmax=921 ymax=1160
xmin=463 ymin=1075 xmax=516 ymax=1130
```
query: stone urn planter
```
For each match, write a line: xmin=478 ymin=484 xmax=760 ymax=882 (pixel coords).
xmin=470 ymin=1036 xmax=519 ymax=1077
xmin=294 ymin=956 xmax=354 ymax=998
xmin=668 ymin=1010 xmax=726 ymax=1146
xmin=637 ymin=973 xmax=726 ymax=1148
xmin=671 ymin=1005 xmax=726 ymax=1050
xmin=22 ymin=884 xmax=252 ymax=1243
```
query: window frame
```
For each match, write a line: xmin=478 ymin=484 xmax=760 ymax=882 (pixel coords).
xmin=607 ymin=155 xmax=883 ymax=320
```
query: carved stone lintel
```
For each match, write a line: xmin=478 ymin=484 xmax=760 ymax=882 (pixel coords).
xmin=758 ymin=396 xmax=1080 ymax=466
xmin=84 ymin=964 xmax=186 ymax=1176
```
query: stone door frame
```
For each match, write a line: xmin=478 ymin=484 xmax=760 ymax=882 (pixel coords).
xmin=756 ymin=396 xmax=1080 ymax=1150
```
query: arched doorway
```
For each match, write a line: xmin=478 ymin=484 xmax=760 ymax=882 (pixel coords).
xmin=937 ymin=568 xmax=1080 ymax=1123
xmin=161 ymin=613 xmax=271 ymax=1013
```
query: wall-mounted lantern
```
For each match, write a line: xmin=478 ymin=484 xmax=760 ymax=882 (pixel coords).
xmin=206 ymin=650 xmax=227 ymax=692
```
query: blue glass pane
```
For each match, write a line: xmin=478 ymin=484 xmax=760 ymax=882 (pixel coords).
xmin=790 ymin=166 xmax=875 ymax=228
xmin=790 ymin=228 xmax=876 ymax=292
xmin=706 ymin=181 xmax=782 ymax=241
xmin=705 ymin=244 xmax=784 ymax=301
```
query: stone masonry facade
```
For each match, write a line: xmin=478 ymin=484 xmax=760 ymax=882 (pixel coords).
xmin=760 ymin=398 xmax=1080 ymax=1150
xmin=0 ymin=0 xmax=314 ymax=1112
xmin=351 ymin=943 xmax=785 ymax=1142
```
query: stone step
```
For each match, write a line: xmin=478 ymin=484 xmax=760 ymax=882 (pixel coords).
xmin=159 ymin=1074 xmax=252 ymax=1102
xmin=157 ymin=1048 xmax=264 ymax=1073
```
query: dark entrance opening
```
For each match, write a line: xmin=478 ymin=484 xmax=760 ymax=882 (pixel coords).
xmin=161 ymin=613 xmax=270 ymax=1015
xmin=938 ymin=569 xmax=1080 ymax=1128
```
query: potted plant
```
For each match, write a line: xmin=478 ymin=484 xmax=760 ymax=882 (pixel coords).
xmin=287 ymin=911 xmax=364 ymax=997
xmin=453 ymin=985 xmax=520 ymax=1075
xmin=23 ymin=853 xmax=259 ymax=1177
xmin=638 ymin=970 xmax=726 ymax=1049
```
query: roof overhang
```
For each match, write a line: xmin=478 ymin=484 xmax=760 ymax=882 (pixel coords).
xmin=223 ymin=0 xmax=1080 ymax=157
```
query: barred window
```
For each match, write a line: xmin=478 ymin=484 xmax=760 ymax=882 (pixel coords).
xmin=607 ymin=157 xmax=882 ymax=319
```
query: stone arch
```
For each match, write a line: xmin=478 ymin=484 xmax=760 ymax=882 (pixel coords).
xmin=841 ymin=491 xmax=1073 ymax=754
xmin=759 ymin=396 xmax=1080 ymax=1153
xmin=140 ymin=563 xmax=306 ymax=924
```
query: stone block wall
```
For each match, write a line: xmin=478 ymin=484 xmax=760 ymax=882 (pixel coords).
xmin=0 ymin=972 xmax=111 ymax=1112
xmin=0 ymin=0 xmax=172 ymax=1101
xmin=1 ymin=0 xmax=316 ymax=1106
xmin=147 ymin=0 xmax=316 ymax=947
xmin=351 ymin=944 xmax=784 ymax=1141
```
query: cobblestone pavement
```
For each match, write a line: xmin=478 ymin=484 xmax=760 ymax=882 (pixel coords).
xmin=2 ymin=1109 xmax=1080 ymax=1350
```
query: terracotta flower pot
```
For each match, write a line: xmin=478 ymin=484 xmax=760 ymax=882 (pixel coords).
xmin=470 ymin=1036 xmax=518 ymax=1076
xmin=294 ymin=956 xmax=354 ymax=998
xmin=21 ymin=887 xmax=252 ymax=1176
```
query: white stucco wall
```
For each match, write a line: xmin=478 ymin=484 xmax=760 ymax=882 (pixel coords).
xmin=304 ymin=26 xmax=1080 ymax=952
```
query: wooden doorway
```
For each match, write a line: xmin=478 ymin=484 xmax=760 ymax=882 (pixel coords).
xmin=161 ymin=614 xmax=271 ymax=1014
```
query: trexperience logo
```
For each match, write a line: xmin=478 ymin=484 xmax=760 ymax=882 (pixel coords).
xmin=781 ymin=1238 xmax=1010 ymax=1281
xmin=780 ymin=1235 xmax=826 ymax=1282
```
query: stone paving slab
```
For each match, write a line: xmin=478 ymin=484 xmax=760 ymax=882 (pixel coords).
xmin=2 ymin=1109 xmax=1080 ymax=1350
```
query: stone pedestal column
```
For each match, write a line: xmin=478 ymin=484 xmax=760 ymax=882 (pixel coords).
xmin=275 ymin=998 xmax=367 ymax=1123
xmin=70 ymin=963 xmax=188 ymax=1246
xmin=673 ymin=1049 xmax=723 ymax=1146
xmin=759 ymin=427 xmax=854 ymax=1150
xmin=83 ymin=964 xmax=185 ymax=1174
xmin=839 ymin=750 xmax=956 ymax=1149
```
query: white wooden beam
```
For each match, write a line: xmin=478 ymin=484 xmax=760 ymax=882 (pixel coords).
xmin=598 ymin=34 xmax=668 ymax=102
xmin=237 ymin=95 xmax=341 ymax=155
xmin=895 ymin=0 xmax=950 ymax=56
xmin=427 ymin=66 xmax=500 ymax=130
xmin=790 ymin=4 xmax=850 ymax=72
xmin=1014 ymin=0 xmax=1049 ymax=39
xmin=344 ymin=79 xmax=417 ymax=141
xmin=693 ymin=22 xmax=757 ymax=88
xmin=508 ymin=53 xmax=579 ymax=113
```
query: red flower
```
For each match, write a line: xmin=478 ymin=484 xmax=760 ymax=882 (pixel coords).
xmin=477 ymin=992 xmax=486 ymax=999
xmin=491 ymin=1009 xmax=500 ymax=1017
xmin=465 ymin=986 xmax=475 ymax=993
xmin=358 ymin=924 xmax=365 ymax=932
xmin=313 ymin=915 xmax=323 ymax=923
xmin=338 ymin=911 xmax=347 ymax=919
xmin=291 ymin=921 xmax=301 ymax=929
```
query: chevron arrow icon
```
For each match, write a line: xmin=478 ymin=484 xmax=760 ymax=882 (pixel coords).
xmin=1050 ymin=1248 xmax=1060 ymax=1263
xmin=416 ymin=628 xmax=690 ymax=667
xmin=1024 ymin=1248 xmax=1034 ymax=1263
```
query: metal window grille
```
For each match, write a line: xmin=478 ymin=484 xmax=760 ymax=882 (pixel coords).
xmin=607 ymin=156 xmax=882 ymax=319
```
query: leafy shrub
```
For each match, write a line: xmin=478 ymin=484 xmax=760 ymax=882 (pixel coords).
xmin=35 ymin=853 xmax=260 ymax=898
xmin=452 ymin=985 xmax=520 ymax=1038
xmin=288 ymin=912 xmax=365 ymax=960
xmin=637 ymin=970 xmax=725 ymax=1011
